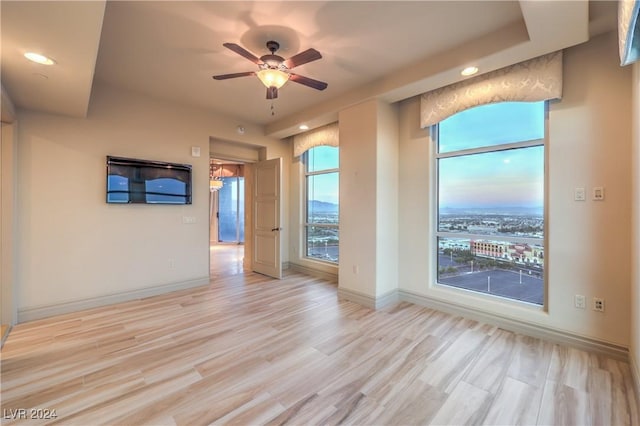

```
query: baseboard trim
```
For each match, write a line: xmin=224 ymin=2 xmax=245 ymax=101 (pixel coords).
xmin=288 ymin=262 xmax=338 ymax=283
xmin=1 ymin=324 xmax=11 ymax=349
xmin=376 ymin=289 xmax=400 ymax=308
xmin=338 ymin=287 xmax=375 ymax=309
xmin=398 ymin=289 xmax=629 ymax=361
xmin=338 ymin=288 xmax=398 ymax=309
xmin=18 ymin=276 xmax=210 ymax=323
xmin=630 ymin=352 xmax=640 ymax=410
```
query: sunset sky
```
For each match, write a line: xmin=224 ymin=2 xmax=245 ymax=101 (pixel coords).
xmin=438 ymin=101 xmax=545 ymax=211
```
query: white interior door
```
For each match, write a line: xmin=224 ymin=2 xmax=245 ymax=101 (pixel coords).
xmin=253 ymin=158 xmax=282 ymax=278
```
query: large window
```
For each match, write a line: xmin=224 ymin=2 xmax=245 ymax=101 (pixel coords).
xmin=435 ymin=102 xmax=545 ymax=305
xmin=304 ymin=146 xmax=339 ymax=263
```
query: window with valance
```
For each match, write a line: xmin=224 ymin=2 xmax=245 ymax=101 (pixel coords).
xmin=294 ymin=123 xmax=340 ymax=264
xmin=420 ymin=52 xmax=561 ymax=306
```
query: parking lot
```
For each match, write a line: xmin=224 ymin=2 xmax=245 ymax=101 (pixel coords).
xmin=439 ymin=268 xmax=543 ymax=305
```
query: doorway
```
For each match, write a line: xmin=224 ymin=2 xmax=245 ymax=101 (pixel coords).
xmin=210 ymin=160 xmax=247 ymax=277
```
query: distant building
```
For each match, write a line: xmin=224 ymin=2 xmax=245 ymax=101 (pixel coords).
xmin=471 ymin=240 xmax=543 ymax=265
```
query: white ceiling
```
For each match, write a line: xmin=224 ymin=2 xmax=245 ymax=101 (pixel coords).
xmin=1 ymin=1 xmax=617 ymax=138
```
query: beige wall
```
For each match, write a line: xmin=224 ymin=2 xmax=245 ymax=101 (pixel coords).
xmin=1 ymin=122 xmax=17 ymax=326
xmin=15 ymin=83 xmax=288 ymax=318
xmin=337 ymin=99 xmax=400 ymax=299
xmin=375 ymin=101 xmax=399 ymax=297
xmin=631 ymin=62 xmax=640 ymax=378
xmin=338 ymin=100 xmax=379 ymax=297
xmin=398 ymin=32 xmax=633 ymax=346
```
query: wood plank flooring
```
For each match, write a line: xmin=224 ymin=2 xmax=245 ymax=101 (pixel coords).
xmin=210 ymin=244 xmax=245 ymax=279
xmin=1 ymin=271 xmax=638 ymax=425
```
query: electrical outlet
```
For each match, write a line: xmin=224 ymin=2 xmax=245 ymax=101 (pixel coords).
xmin=593 ymin=297 xmax=605 ymax=312
xmin=574 ymin=294 xmax=586 ymax=309
xmin=593 ymin=187 xmax=605 ymax=201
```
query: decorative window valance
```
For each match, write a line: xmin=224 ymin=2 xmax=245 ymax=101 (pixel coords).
xmin=619 ymin=0 xmax=640 ymax=66
xmin=420 ymin=51 xmax=563 ymax=128
xmin=293 ymin=122 xmax=339 ymax=157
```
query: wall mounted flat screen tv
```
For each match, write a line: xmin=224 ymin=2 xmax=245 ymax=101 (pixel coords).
xmin=106 ymin=156 xmax=192 ymax=204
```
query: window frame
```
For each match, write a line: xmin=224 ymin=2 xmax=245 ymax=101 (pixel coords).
xmin=303 ymin=147 xmax=340 ymax=264
xmin=433 ymin=102 xmax=548 ymax=306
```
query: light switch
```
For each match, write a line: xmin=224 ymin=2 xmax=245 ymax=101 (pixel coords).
xmin=182 ymin=216 xmax=196 ymax=224
xmin=191 ymin=146 xmax=201 ymax=157
xmin=574 ymin=187 xmax=585 ymax=201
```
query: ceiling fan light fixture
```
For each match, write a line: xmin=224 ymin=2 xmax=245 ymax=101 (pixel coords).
xmin=257 ymin=69 xmax=290 ymax=89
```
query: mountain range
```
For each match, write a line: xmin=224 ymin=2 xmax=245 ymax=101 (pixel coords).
xmin=308 ymin=200 xmax=339 ymax=213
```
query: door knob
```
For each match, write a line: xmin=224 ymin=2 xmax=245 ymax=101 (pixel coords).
xmin=271 ymin=227 xmax=282 ymax=232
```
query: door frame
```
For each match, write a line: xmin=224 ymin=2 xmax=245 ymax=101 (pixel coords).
xmin=208 ymin=142 xmax=258 ymax=274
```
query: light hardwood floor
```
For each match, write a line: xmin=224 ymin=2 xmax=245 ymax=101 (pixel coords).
xmin=210 ymin=244 xmax=245 ymax=279
xmin=1 ymin=270 xmax=638 ymax=425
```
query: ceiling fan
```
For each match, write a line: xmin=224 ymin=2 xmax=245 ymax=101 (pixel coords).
xmin=213 ymin=40 xmax=328 ymax=100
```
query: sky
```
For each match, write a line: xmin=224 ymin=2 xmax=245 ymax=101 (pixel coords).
xmin=307 ymin=145 xmax=339 ymax=204
xmin=438 ymin=101 xmax=545 ymax=211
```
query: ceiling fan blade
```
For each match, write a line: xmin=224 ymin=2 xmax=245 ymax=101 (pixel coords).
xmin=283 ymin=48 xmax=322 ymax=69
xmin=223 ymin=43 xmax=263 ymax=65
xmin=289 ymin=73 xmax=328 ymax=91
xmin=266 ymin=87 xmax=278 ymax=99
xmin=212 ymin=71 xmax=255 ymax=80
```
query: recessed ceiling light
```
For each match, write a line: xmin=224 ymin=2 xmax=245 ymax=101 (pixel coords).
xmin=299 ymin=124 xmax=309 ymax=131
xmin=24 ymin=52 xmax=56 ymax=65
xmin=461 ymin=66 xmax=478 ymax=76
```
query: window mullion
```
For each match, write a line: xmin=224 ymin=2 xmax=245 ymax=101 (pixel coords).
xmin=305 ymin=167 xmax=340 ymax=177
xmin=437 ymin=138 xmax=544 ymax=159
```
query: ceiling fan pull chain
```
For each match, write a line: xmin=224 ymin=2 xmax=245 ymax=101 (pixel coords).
xmin=271 ymin=102 xmax=275 ymax=116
